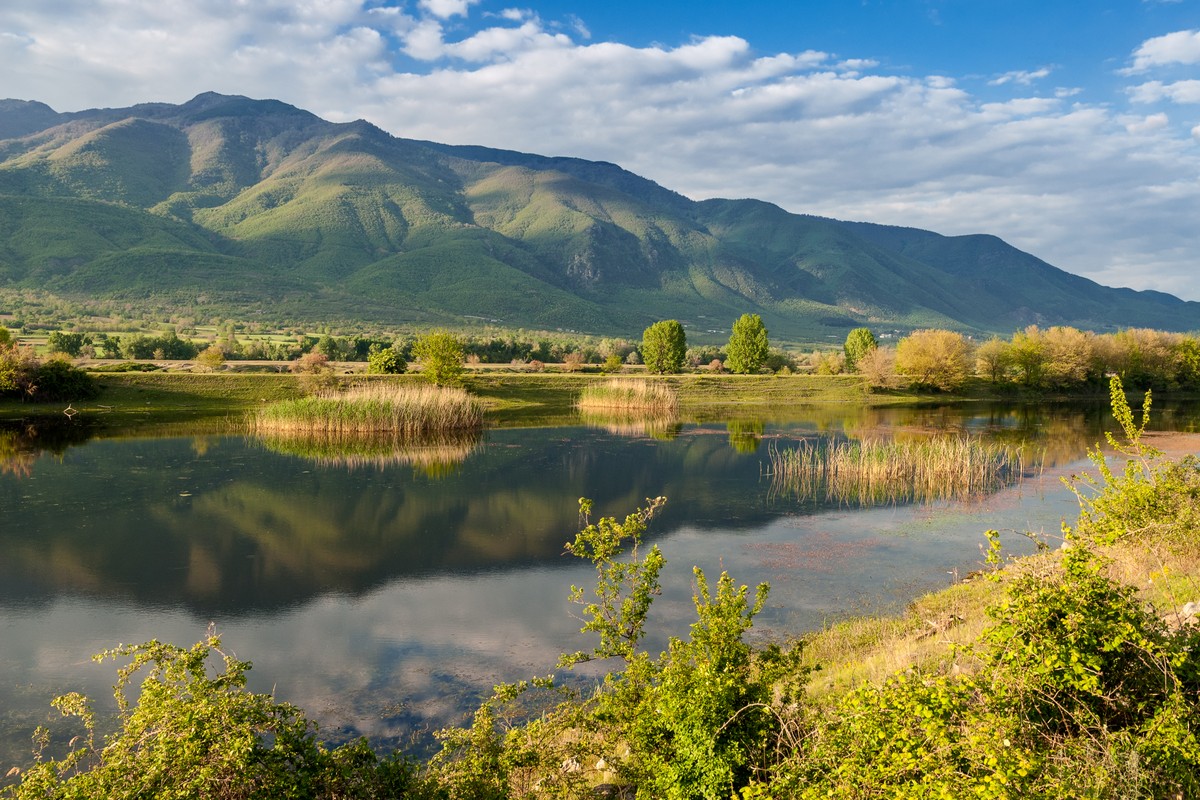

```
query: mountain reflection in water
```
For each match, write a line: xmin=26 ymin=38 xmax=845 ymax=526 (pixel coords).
xmin=3 ymin=401 xmax=1193 ymax=767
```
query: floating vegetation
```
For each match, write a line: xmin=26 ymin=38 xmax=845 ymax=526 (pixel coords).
xmin=255 ymin=429 xmax=483 ymax=474
xmin=252 ymin=383 xmax=483 ymax=436
xmin=766 ymin=435 xmax=1029 ymax=506
xmin=577 ymin=379 xmax=679 ymax=415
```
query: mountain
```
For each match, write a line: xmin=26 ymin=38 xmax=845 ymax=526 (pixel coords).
xmin=0 ymin=91 xmax=1196 ymax=341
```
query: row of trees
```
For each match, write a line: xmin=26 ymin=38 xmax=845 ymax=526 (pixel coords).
xmin=642 ymin=314 xmax=771 ymax=374
xmin=841 ymin=324 xmax=1200 ymax=392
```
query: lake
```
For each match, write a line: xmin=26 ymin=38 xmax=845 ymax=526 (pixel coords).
xmin=1 ymin=400 xmax=1193 ymax=768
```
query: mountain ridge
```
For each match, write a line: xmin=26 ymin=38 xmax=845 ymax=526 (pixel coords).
xmin=0 ymin=92 xmax=1194 ymax=340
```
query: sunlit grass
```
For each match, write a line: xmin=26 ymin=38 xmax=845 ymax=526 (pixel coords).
xmin=252 ymin=383 xmax=483 ymax=435
xmin=767 ymin=435 xmax=1028 ymax=505
xmin=576 ymin=378 xmax=679 ymax=415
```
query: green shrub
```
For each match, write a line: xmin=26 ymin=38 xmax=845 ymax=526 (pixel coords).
xmin=4 ymin=631 xmax=438 ymax=800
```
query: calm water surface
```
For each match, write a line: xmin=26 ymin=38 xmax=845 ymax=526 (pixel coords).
xmin=2 ymin=401 xmax=1195 ymax=767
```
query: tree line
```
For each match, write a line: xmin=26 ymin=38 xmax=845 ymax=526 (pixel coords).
xmin=838 ymin=324 xmax=1200 ymax=392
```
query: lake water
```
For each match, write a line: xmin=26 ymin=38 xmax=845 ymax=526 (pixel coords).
xmin=2 ymin=400 xmax=1194 ymax=768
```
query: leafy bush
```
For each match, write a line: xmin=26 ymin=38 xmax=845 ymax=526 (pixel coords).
xmin=0 ymin=346 xmax=97 ymax=402
xmin=4 ymin=631 xmax=437 ymax=800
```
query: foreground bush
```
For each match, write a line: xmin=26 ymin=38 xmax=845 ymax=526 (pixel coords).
xmin=3 ymin=631 xmax=438 ymax=800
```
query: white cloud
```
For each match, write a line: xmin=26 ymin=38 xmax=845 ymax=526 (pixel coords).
xmin=1 ymin=2 xmax=1200 ymax=300
xmin=1124 ymin=112 xmax=1171 ymax=133
xmin=1129 ymin=79 xmax=1200 ymax=104
xmin=1128 ymin=29 xmax=1200 ymax=72
xmin=989 ymin=66 xmax=1052 ymax=86
xmin=418 ymin=0 xmax=479 ymax=20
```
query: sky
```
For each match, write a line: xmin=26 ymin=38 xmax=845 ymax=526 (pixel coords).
xmin=1 ymin=0 xmax=1199 ymax=298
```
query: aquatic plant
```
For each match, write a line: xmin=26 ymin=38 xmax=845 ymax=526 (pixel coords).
xmin=767 ymin=435 xmax=1027 ymax=505
xmin=252 ymin=383 xmax=483 ymax=436
xmin=576 ymin=378 xmax=679 ymax=415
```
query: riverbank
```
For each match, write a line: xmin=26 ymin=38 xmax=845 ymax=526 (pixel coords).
xmin=0 ymin=366 xmax=1125 ymax=429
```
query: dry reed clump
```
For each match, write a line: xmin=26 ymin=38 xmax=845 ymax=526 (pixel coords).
xmin=576 ymin=379 xmax=679 ymax=415
xmin=252 ymin=383 xmax=483 ymax=436
xmin=767 ymin=435 xmax=1028 ymax=505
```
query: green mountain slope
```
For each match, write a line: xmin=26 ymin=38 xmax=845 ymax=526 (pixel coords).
xmin=1 ymin=92 xmax=1197 ymax=339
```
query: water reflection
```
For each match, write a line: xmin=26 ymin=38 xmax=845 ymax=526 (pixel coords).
xmin=2 ymin=400 xmax=1196 ymax=771
xmin=578 ymin=410 xmax=681 ymax=440
xmin=254 ymin=429 xmax=484 ymax=475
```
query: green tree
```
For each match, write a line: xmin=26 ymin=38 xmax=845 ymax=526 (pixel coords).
xmin=974 ymin=336 xmax=1012 ymax=383
xmin=1009 ymin=325 xmax=1047 ymax=386
xmin=895 ymin=329 xmax=972 ymax=390
xmin=641 ymin=320 xmax=686 ymax=374
xmin=726 ymin=314 xmax=770 ymax=374
xmin=366 ymin=345 xmax=407 ymax=375
xmin=46 ymin=331 xmax=89 ymax=357
xmin=195 ymin=345 xmax=226 ymax=371
xmin=843 ymin=327 xmax=877 ymax=372
xmin=0 ymin=327 xmax=10 ymax=346
xmin=413 ymin=330 xmax=465 ymax=386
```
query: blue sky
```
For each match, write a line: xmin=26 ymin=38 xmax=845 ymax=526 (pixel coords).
xmin=2 ymin=0 xmax=1199 ymax=300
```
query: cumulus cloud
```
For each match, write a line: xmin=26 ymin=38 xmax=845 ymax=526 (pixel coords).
xmin=419 ymin=0 xmax=479 ymax=20
xmin=1 ymin=2 xmax=1199 ymax=298
xmin=1129 ymin=79 xmax=1200 ymax=104
xmin=1128 ymin=28 xmax=1200 ymax=72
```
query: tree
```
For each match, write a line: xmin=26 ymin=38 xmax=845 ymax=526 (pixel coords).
xmin=0 ymin=327 xmax=10 ymax=346
xmin=726 ymin=314 xmax=770 ymax=374
xmin=974 ymin=337 xmax=1012 ymax=383
xmin=1009 ymin=325 xmax=1047 ymax=387
xmin=195 ymin=345 xmax=226 ymax=372
xmin=1042 ymin=326 xmax=1096 ymax=388
xmin=413 ymin=330 xmax=465 ymax=386
xmin=641 ymin=320 xmax=686 ymax=374
xmin=895 ymin=329 xmax=972 ymax=390
xmin=843 ymin=327 xmax=877 ymax=372
xmin=367 ymin=345 xmax=407 ymax=375
xmin=857 ymin=345 xmax=897 ymax=390
xmin=46 ymin=331 xmax=89 ymax=357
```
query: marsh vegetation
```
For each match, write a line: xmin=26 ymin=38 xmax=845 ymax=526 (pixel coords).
xmin=252 ymin=383 xmax=483 ymax=437
xmin=575 ymin=378 xmax=679 ymax=415
xmin=766 ymin=435 xmax=1030 ymax=505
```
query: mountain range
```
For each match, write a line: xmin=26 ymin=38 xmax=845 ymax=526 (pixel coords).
xmin=1 ymin=91 xmax=1196 ymax=342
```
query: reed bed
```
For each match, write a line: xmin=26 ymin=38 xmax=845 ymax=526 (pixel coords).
xmin=252 ymin=383 xmax=483 ymax=436
xmin=576 ymin=379 xmax=679 ymax=415
xmin=256 ymin=429 xmax=482 ymax=472
xmin=767 ymin=435 xmax=1028 ymax=505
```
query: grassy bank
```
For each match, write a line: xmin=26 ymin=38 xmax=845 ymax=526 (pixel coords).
xmin=0 ymin=370 xmax=879 ymax=428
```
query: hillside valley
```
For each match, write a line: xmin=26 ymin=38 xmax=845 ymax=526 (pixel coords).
xmin=1 ymin=92 xmax=1196 ymax=341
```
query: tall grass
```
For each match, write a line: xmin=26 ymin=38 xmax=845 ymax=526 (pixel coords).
xmin=767 ymin=435 xmax=1027 ymax=505
xmin=576 ymin=379 xmax=679 ymax=415
xmin=252 ymin=383 xmax=483 ymax=436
